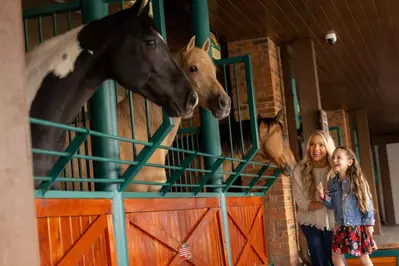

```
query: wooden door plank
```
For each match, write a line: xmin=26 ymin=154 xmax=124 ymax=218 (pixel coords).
xmin=57 ymin=215 xmax=107 ymax=266
xmin=128 ymin=213 xmax=181 ymax=251
xmin=228 ymin=206 xmax=268 ymax=264
xmin=36 ymin=199 xmax=111 ymax=217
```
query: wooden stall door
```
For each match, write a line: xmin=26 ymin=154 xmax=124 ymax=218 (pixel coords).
xmin=36 ymin=199 xmax=116 ymax=266
xmin=227 ymin=197 xmax=268 ymax=266
xmin=124 ymin=198 xmax=228 ymax=266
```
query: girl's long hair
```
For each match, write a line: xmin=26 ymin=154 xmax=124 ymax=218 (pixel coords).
xmin=333 ymin=147 xmax=373 ymax=214
xmin=299 ymin=130 xmax=336 ymax=200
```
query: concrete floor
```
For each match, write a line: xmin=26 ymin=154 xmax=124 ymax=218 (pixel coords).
xmin=374 ymin=226 xmax=399 ymax=249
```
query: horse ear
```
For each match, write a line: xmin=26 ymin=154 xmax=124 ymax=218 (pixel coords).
xmin=202 ymin=38 xmax=211 ymax=52
xmin=138 ymin=0 xmax=150 ymax=17
xmin=258 ymin=113 xmax=263 ymax=120
xmin=128 ymin=0 xmax=143 ymax=16
xmin=275 ymin=109 xmax=284 ymax=123
xmin=186 ymin=36 xmax=196 ymax=52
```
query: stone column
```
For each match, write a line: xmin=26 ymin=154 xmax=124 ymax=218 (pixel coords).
xmin=0 ymin=0 xmax=40 ymax=265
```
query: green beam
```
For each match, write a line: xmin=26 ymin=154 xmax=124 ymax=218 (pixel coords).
xmin=81 ymin=1 xmax=128 ymax=265
xmin=190 ymin=0 xmax=223 ymax=193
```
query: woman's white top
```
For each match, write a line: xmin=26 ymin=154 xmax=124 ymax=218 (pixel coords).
xmin=292 ymin=165 xmax=335 ymax=231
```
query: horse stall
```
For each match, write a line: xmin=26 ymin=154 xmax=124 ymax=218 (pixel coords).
xmin=24 ymin=0 xmax=285 ymax=265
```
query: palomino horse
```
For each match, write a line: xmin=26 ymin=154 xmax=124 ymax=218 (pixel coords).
xmin=220 ymin=110 xmax=296 ymax=180
xmin=118 ymin=36 xmax=231 ymax=192
xmin=27 ymin=0 xmax=198 ymax=188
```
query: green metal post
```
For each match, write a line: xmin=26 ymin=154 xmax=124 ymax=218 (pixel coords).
xmin=81 ymin=0 xmax=128 ymax=265
xmin=220 ymin=192 xmax=233 ymax=266
xmin=190 ymin=2 xmax=232 ymax=265
xmin=190 ymin=0 xmax=223 ymax=192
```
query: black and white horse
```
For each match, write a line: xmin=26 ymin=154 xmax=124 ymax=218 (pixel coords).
xmin=26 ymin=0 xmax=198 ymax=188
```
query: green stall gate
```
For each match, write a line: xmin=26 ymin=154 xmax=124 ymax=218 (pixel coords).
xmin=24 ymin=0 xmax=280 ymax=265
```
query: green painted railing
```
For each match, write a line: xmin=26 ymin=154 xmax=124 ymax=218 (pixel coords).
xmin=23 ymin=0 xmax=280 ymax=199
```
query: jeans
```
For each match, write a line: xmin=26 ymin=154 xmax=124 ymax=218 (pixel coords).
xmin=300 ymin=225 xmax=347 ymax=266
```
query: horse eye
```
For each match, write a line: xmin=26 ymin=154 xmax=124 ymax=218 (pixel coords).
xmin=146 ymin=40 xmax=155 ymax=46
xmin=189 ymin=65 xmax=197 ymax=72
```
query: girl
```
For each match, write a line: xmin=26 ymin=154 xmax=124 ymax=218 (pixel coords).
xmin=317 ymin=146 xmax=377 ymax=266
xmin=292 ymin=130 xmax=339 ymax=266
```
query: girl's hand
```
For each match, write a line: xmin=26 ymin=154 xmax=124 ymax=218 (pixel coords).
xmin=316 ymin=182 xmax=324 ymax=199
xmin=366 ymin=226 xmax=374 ymax=237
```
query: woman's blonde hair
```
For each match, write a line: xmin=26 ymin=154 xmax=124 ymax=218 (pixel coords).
xmin=299 ymin=130 xmax=336 ymax=200
xmin=332 ymin=146 xmax=373 ymax=214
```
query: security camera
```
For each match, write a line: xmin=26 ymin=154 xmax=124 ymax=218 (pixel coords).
xmin=325 ymin=31 xmax=337 ymax=45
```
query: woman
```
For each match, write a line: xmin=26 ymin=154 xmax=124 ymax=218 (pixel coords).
xmin=292 ymin=130 xmax=339 ymax=266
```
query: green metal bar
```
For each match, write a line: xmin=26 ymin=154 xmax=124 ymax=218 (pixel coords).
xmin=39 ymin=131 xmax=89 ymax=194
xmin=127 ymin=92 xmax=138 ymax=157
xmin=52 ymin=13 xmax=57 ymax=36
xmin=81 ymin=1 xmax=128 ymax=265
xmin=23 ymin=0 xmax=80 ymax=19
xmin=161 ymin=153 xmax=197 ymax=195
xmin=233 ymin=63 xmax=245 ymax=155
xmin=245 ymin=164 xmax=270 ymax=195
xmin=191 ymin=0 xmax=223 ymax=193
xmin=35 ymin=190 xmax=113 ymax=199
xmin=122 ymin=192 xmax=266 ymax=198
xmin=194 ymin=158 xmax=224 ymax=195
xmin=243 ymin=55 xmax=260 ymax=150
xmin=38 ymin=16 xmax=43 ymax=43
xmin=261 ymin=169 xmax=280 ymax=193
xmin=220 ymin=192 xmax=233 ymax=266
xmin=223 ymin=148 xmax=257 ymax=192
xmin=151 ymin=0 xmax=167 ymax=37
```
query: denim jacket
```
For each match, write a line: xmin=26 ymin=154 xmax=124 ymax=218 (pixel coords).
xmin=321 ymin=175 xmax=375 ymax=226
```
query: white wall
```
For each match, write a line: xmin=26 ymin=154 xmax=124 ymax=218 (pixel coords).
xmin=387 ymin=143 xmax=399 ymax=224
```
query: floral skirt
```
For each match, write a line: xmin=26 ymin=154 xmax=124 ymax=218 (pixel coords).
xmin=332 ymin=225 xmax=378 ymax=256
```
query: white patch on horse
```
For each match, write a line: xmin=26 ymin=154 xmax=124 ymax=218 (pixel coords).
xmin=25 ymin=25 xmax=85 ymax=107
xmin=88 ymin=50 xmax=94 ymax=55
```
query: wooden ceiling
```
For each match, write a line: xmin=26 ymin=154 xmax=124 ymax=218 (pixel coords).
xmin=172 ymin=0 xmax=399 ymax=136
xmin=21 ymin=0 xmax=399 ymax=136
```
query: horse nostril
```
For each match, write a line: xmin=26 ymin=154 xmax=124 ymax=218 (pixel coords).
xmin=218 ymin=96 xmax=231 ymax=110
xmin=187 ymin=92 xmax=198 ymax=108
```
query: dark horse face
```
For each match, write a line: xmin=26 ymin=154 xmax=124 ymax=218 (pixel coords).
xmin=80 ymin=0 xmax=198 ymax=118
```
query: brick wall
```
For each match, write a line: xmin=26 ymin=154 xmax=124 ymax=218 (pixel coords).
xmin=228 ymin=37 xmax=299 ymax=266
xmin=327 ymin=109 xmax=352 ymax=148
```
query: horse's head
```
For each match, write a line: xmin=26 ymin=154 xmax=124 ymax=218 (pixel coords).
xmin=80 ymin=0 xmax=197 ymax=118
xmin=176 ymin=36 xmax=231 ymax=120
xmin=258 ymin=110 xmax=297 ymax=176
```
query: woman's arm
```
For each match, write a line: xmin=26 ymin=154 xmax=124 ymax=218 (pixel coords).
xmin=308 ymin=201 xmax=325 ymax=210
xmin=292 ymin=166 xmax=323 ymax=211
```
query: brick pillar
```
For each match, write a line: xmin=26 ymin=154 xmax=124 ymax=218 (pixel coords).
xmin=327 ymin=109 xmax=352 ymax=147
xmin=228 ymin=37 xmax=299 ymax=266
